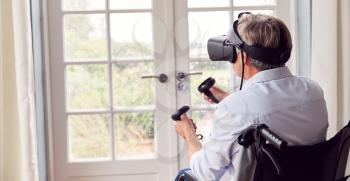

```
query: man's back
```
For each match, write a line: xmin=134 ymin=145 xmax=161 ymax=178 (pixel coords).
xmin=190 ymin=67 xmax=329 ymax=180
xmin=223 ymin=66 xmax=329 ymax=145
xmin=175 ymin=12 xmax=329 ymax=181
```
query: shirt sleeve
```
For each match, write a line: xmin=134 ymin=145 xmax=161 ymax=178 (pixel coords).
xmin=189 ymin=97 xmax=254 ymax=181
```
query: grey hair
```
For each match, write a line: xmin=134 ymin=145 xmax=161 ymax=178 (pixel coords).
xmin=237 ymin=14 xmax=292 ymax=70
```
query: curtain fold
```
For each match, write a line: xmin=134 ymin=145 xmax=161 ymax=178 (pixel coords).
xmin=1 ymin=0 xmax=39 ymax=180
xmin=311 ymin=0 xmax=350 ymax=136
xmin=0 ymin=0 xmax=4 ymax=180
xmin=311 ymin=0 xmax=350 ymax=175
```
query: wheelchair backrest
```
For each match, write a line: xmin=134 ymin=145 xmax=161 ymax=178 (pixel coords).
xmin=253 ymin=121 xmax=350 ymax=181
xmin=335 ymin=121 xmax=350 ymax=180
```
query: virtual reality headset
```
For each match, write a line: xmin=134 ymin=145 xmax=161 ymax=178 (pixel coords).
xmin=207 ymin=12 xmax=291 ymax=65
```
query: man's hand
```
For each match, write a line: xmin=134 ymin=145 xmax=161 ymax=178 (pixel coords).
xmin=203 ymin=86 xmax=230 ymax=103
xmin=173 ymin=113 xmax=202 ymax=159
xmin=174 ymin=113 xmax=197 ymax=140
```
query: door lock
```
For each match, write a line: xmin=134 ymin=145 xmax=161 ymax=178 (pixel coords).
xmin=176 ymin=72 xmax=203 ymax=91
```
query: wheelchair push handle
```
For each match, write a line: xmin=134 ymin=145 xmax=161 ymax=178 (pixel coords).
xmin=260 ymin=125 xmax=288 ymax=151
xmin=197 ymin=77 xmax=220 ymax=103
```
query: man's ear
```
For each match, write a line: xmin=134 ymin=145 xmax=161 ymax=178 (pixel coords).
xmin=242 ymin=51 xmax=251 ymax=66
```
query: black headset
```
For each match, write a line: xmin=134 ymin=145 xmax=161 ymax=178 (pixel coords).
xmin=207 ymin=12 xmax=291 ymax=90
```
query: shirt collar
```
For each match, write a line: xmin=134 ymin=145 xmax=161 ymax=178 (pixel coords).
xmin=242 ymin=66 xmax=292 ymax=90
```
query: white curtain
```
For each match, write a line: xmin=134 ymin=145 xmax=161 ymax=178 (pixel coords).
xmin=311 ymin=0 xmax=350 ymax=174
xmin=311 ymin=0 xmax=350 ymax=136
xmin=0 ymin=0 xmax=39 ymax=180
xmin=0 ymin=0 xmax=3 ymax=179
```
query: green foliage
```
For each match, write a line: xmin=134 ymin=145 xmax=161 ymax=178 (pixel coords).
xmin=65 ymin=14 xmax=107 ymax=60
xmin=63 ymin=0 xmax=89 ymax=10
xmin=113 ymin=62 xmax=154 ymax=107
xmin=66 ymin=15 xmax=156 ymax=161
xmin=67 ymin=64 xmax=108 ymax=109
xmin=65 ymin=13 xmax=231 ymax=161
xmin=69 ymin=115 xmax=111 ymax=160
xmin=115 ymin=112 xmax=154 ymax=158
xmin=111 ymin=42 xmax=153 ymax=59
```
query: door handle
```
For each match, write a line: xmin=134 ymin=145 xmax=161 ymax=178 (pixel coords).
xmin=177 ymin=72 xmax=203 ymax=81
xmin=141 ymin=73 xmax=168 ymax=83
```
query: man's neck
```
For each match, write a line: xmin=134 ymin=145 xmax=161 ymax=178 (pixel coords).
xmin=244 ymin=67 xmax=262 ymax=80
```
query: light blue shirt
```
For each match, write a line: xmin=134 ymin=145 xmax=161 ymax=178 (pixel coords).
xmin=189 ymin=67 xmax=329 ymax=180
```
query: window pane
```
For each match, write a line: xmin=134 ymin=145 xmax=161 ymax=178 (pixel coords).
xmin=112 ymin=62 xmax=155 ymax=107
xmin=115 ymin=112 xmax=155 ymax=159
xmin=110 ymin=0 xmax=152 ymax=10
xmin=110 ymin=13 xmax=153 ymax=60
xmin=190 ymin=61 xmax=232 ymax=106
xmin=62 ymin=0 xmax=105 ymax=11
xmin=234 ymin=0 xmax=276 ymax=6
xmin=66 ymin=64 xmax=109 ymax=110
xmin=233 ymin=10 xmax=275 ymax=19
xmin=191 ymin=110 xmax=215 ymax=140
xmin=188 ymin=0 xmax=229 ymax=8
xmin=188 ymin=11 xmax=230 ymax=59
xmin=64 ymin=14 xmax=107 ymax=61
xmin=68 ymin=114 xmax=111 ymax=162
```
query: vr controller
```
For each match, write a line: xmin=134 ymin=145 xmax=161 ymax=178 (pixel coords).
xmin=171 ymin=106 xmax=190 ymax=121
xmin=171 ymin=78 xmax=221 ymax=140
xmin=171 ymin=105 xmax=204 ymax=140
xmin=197 ymin=77 xmax=220 ymax=103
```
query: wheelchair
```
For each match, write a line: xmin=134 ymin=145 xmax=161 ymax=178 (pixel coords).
xmin=177 ymin=121 xmax=350 ymax=181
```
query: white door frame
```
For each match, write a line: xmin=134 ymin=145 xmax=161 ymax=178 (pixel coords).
xmin=45 ymin=0 xmax=179 ymax=180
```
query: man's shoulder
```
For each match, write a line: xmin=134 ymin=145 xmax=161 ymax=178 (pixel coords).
xmin=296 ymin=76 xmax=324 ymax=92
xmin=219 ymin=91 xmax=246 ymax=109
xmin=285 ymin=75 xmax=325 ymax=98
xmin=218 ymin=91 xmax=256 ymax=116
xmin=218 ymin=75 xmax=325 ymax=116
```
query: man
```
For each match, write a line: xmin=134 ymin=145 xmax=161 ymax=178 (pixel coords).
xmin=174 ymin=13 xmax=328 ymax=180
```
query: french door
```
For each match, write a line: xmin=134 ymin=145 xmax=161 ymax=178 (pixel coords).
xmin=46 ymin=0 xmax=291 ymax=180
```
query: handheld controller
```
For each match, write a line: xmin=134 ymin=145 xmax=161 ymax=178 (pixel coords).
xmin=171 ymin=106 xmax=203 ymax=140
xmin=171 ymin=106 xmax=190 ymax=121
xmin=198 ymin=77 xmax=220 ymax=103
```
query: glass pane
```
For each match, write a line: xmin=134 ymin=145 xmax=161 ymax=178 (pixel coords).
xmin=188 ymin=12 xmax=230 ymax=59
xmin=110 ymin=0 xmax=152 ymax=10
xmin=112 ymin=62 xmax=155 ymax=107
xmin=66 ymin=64 xmax=108 ymax=110
xmin=68 ymin=114 xmax=111 ymax=162
xmin=191 ymin=110 xmax=215 ymax=140
xmin=233 ymin=10 xmax=275 ymax=19
xmin=64 ymin=14 xmax=107 ymax=61
xmin=110 ymin=13 xmax=153 ymax=60
xmin=234 ymin=0 xmax=276 ymax=6
xmin=188 ymin=0 xmax=229 ymax=8
xmin=190 ymin=61 xmax=232 ymax=106
xmin=62 ymin=0 xmax=105 ymax=11
xmin=115 ymin=112 xmax=155 ymax=159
